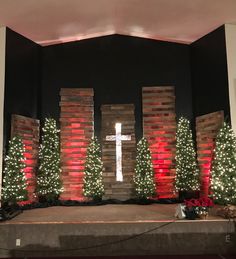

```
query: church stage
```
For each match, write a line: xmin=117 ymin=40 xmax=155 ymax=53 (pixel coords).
xmin=0 ymin=204 xmax=235 ymax=257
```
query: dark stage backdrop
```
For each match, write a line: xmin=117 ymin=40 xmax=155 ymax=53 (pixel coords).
xmin=191 ymin=25 xmax=230 ymax=119
xmin=4 ymin=27 xmax=230 ymax=144
xmin=41 ymin=35 xmax=192 ymax=139
xmin=4 ymin=28 xmax=41 ymax=149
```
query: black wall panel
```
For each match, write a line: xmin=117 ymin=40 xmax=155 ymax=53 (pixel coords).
xmin=4 ymin=28 xmax=41 ymax=148
xmin=191 ymin=25 xmax=230 ymax=119
xmin=4 ymin=26 xmax=230 ymax=144
xmin=41 ymin=35 xmax=192 ymax=138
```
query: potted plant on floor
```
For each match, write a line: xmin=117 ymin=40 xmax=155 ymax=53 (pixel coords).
xmin=184 ymin=197 xmax=214 ymax=219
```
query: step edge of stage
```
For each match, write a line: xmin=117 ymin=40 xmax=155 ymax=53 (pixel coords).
xmin=0 ymin=219 xmax=229 ymax=225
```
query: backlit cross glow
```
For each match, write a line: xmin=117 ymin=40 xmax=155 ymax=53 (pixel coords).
xmin=106 ymin=123 xmax=131 ymax=182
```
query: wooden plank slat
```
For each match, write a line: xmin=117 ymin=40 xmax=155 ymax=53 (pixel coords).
xmin=59 ymin=88 xmax=94 ymax=201
xmin=101 ymin=104 xmax=136 ymax=200
xmin=142 ymin=86 xmax=176 ymax=199
xmin=195 ymin=111 xmax=224 ymax=197
xmin=11 ymin=114 xmax=40 ymax=204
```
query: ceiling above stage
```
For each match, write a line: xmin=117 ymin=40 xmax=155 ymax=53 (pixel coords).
xmin=0 ymin=0 xmax=236 ymax=46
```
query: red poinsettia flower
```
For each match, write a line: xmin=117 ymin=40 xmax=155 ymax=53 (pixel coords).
xmin=184 ymin=197 xmax=214 ymax=208
xmin=198 ymin=197 xmax=214 ymax=207
xmin=184 ymin=199 xmax=199 ymax=207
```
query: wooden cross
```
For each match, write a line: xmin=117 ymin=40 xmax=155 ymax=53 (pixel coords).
xmin=106 ymin=123 xmax=131 ymax=182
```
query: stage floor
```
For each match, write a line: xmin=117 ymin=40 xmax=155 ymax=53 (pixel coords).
xmin=0 ymin=204 xmax=235 ymax=257
xmin=3 ymin=204 xmax=222 ymax=223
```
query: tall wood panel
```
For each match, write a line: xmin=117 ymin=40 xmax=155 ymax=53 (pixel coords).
xmin=60 ymin=88 xmax=94 ymax=200
xmin=101 ymin=104 xmax=136 ymax=200
xmin=142 ymin=86 xmax=176 ymax=199
xmin=11 ymin=114 xmax=39 ymax=203
xmin=196 ymin=111 xmax=224 ymax=197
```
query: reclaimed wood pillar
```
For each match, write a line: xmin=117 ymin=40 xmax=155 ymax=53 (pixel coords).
xmin=11 ymin=114 xmax=40 ymax=203
xmin=60 ymin=88 xmax=94 ymax=201
xmin=101 ymin=104 xmax=136 ymax=200
xmin=142 ymin=86 xmax=176 ymax=199
xmin=196 ymin=111 xmax=224 ymax=197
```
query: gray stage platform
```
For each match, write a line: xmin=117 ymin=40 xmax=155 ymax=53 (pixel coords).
xmin=0 ymin=204 xmax=235 ymax=257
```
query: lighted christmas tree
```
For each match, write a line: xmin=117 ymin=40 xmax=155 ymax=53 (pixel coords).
xmin=2 ymin=136 xmax=28 ymax=204
xmin=175 ymin=117 xmax=200 ymax=192
xmin=36 ymin=118 xmax=63 ymax=201
xmin=211 ymin=122 xmax=236 ymax=205
xmin=83 ymin=136 xmax=104 ymax=201
xmin=134 ymin=137 xmax=156 ymax=199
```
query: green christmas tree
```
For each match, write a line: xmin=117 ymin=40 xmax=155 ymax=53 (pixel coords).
xmin=134 ymin=137 xmax=156 ymax=199
xmin=83 ymin=136 xmax=104 ymax=201
xmin=2 ymin=136 xmax=28 ymax=204
xmin=175 ymin=117 xmax=200 ymax=192
xmin=36 ymin=118 xmax=63 ymax=201
xmin=211 ymin=122 xmax=236 ymax=205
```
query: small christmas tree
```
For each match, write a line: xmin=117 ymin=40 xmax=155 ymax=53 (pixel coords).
xmin=36 ymin=118 xmax=63 ymax=201
xmin=211 ymin=122 xmax=236 ymax=205
xmin=175 ymin=117 xmax=200 ymax=192
xmin=83 ymin=137 xmax=104 ymax=201
xmin=134 ymin=137 xmax=156 ymax=199
xmin=2 ymin=136 xmax=28 ymax=204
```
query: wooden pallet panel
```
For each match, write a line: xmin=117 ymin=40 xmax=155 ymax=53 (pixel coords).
xmin=196 ymin=111 xmax=224 ymax=197
xmin=59 ymin=88 xmax=94 ymax=201
xmin=101 ymin=104 xmax=136 ymax=200
xmin=11 ymin=114 xmax=39 ymax=204
xmin=142 ymin=86 xmax=176 ymax=199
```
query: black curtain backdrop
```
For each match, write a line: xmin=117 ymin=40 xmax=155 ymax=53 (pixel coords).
xmin=3 ymin=26 xmax=230 ymax=145
xmin=4 ymin=28 xmax=41 ymax=150
xmin=191 ymin=25 xmax=230 ymax=120
xmin=41 ymin=35 xmax=192 ymax=139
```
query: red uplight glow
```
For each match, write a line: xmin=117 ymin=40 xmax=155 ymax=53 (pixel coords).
xmin=196 ymin=112 xmax=224 ymax=197
xmin=143 ymin=87 xmax=176 ymax=199
xmin=60 ymin=88 xmax=94 ymax=201
xmin=12 ymin=115 xmax=40 ymax=205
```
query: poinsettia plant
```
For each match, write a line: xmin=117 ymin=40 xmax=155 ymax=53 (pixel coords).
xmin=185 ymin=197 xmax=214 ymax=207
xmin=185 ymin=197 xmax=214 ymax=215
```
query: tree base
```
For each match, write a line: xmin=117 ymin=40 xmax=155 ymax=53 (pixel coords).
xmin=137 ymin=198 xmax=153 ymax=205
xmin=38 ymin=195 xmax=59 ymax=204
xmin=0 ymin=204 xmax=22 ymax=221
xmin=92 ymin=197 xmax=102 ymax=203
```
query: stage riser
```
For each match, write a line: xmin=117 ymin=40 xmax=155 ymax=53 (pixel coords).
xmin=0 ymin=222 xmax=235 ymax=257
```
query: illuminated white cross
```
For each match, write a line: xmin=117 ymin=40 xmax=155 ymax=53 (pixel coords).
xmin=106 ymin=123 xmax=131 ymax=182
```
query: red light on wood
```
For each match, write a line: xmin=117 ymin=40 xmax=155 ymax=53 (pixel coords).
xmin=196 ymin=111 xmax=224 ymax=197
xmin=11 ymin=114 xmax=39 ymax=204
xmin=143 ymin=86 xmax=176 ymax=199
xmin=24 ymin=145 xmax=33 ymax=150
xmin=62 ymin=148 xmax=87 ymax=153
xmin=60 ymin=88 xmax=94 ymax=201
xmin=24 ymin=153 xmax=33 ymax=159
xmin=64 ymin=142 xmax=87 ymax=147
